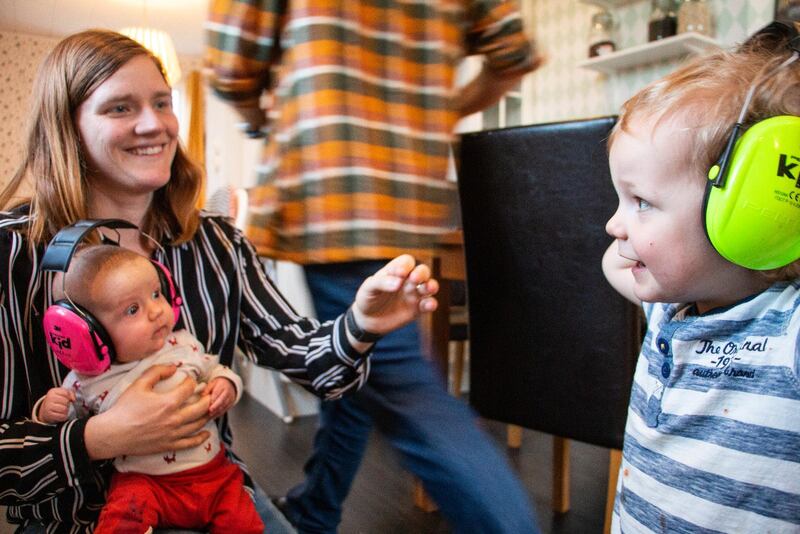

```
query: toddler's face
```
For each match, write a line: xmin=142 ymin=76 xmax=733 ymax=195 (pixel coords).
xmin=605 ymin=116 xmax=751 ymax=311
xmin=91 ymin=256 xmax=176 ymax=363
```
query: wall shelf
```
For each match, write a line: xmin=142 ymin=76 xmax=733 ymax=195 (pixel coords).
xmin=577 ymin=32 xmax=720 ymax=74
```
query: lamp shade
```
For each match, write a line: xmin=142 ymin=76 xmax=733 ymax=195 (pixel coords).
xmin=119 ymin=27 xmax=182 ymax=86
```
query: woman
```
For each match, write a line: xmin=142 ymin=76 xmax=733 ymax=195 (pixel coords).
xmin=0 ymin=29 xmax=437 ymax=533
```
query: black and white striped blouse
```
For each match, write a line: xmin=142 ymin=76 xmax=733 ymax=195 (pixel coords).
xmin=0 ymin=207 xmax=369 ymax=532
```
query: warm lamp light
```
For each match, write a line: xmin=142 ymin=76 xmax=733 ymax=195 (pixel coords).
xmin=119 ymin=27 xmax=182 ymax=86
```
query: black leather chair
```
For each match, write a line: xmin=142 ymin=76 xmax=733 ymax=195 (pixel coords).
xmin=457 ymin=116 xmax=640 ymax=532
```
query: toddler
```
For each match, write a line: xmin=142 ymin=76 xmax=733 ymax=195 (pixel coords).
xmin=602 ymin=23 xmax=800 ymax=533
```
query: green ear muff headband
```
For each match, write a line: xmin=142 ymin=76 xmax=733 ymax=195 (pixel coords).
xmin=702 ymin=29 xmax=800 ymax=270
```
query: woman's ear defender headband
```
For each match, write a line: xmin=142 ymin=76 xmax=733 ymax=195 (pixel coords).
xmin=702 ymin=23 xmax=800 ymax=270
xmin=41 ymin=219 xmax=182 ymax=375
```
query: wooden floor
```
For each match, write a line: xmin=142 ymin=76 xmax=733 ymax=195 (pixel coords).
xmin=229 ymin=393 xmax=611 ymax=534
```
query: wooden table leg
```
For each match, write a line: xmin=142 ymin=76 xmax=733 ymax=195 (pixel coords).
xmin=413 ymin=256 xmax=447 ymax=512
xmin=552 ymin=437 xmax=570 ymax=514
xmin=419 ymin=256 xmax=451 ymax=380
xmin=412 ymin=238 xmax=462 ymax=513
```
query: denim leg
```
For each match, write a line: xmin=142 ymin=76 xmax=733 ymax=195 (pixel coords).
xmin=285 ymin=261 xmax=539 ymax=534
xmin=284 ymin=263 xmax=377 ymax=533
xmin=251 ymin=482 xmax=297 ymax=534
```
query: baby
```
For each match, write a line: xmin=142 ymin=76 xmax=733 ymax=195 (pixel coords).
xmin=37 ymin=244 xmax=263 ymax=534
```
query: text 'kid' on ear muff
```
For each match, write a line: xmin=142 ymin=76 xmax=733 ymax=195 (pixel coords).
xmin=41 ymin=219 xmax=182 ymax=375
xmin=702 ymin=22 xmax=800 ymax=270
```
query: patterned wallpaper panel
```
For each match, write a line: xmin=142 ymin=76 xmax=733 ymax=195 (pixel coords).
xmin=0 ymin=31 xmax=59 ymax=192
xmin=524 ymin=0 xmax=775 ymax=124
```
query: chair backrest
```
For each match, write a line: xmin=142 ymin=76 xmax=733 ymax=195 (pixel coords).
xmin=457 ymin=116 xmax=640 ymax=450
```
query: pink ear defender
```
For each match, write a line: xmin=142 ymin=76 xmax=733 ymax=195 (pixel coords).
xmin=41 ymin=220 xmax=182 ymax=375
xmin=42 ymin=300 xmax=115 ymax=376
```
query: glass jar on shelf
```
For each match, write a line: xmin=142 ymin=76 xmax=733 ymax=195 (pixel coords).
xmin=588 ymin=8 xmax=616 ymax=58
xmin=648 ymin=0 xmax=679 ymax=42
xmin=678 ymin=0 xmax=713 ymax=36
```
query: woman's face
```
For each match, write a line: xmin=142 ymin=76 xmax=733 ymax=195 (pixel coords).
xmin=75 ymin=55 xmax=178 ymax=202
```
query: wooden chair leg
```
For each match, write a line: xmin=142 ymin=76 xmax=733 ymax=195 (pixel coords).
xmin=552 ymin=436 xmax=570 ymax=514
xmin=450 ymin=340 xmax=465 ymax=395
xmin=507 ymin=424 xmax=523 ymax=449
xmin=413 ymin=479 xmax=438 ymax=512
xmin=604 ymin=449 xmax=622 ymax=534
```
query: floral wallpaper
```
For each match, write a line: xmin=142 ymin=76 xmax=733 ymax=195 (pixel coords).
xmin=0 ymin=31 xmax=58 ymax=191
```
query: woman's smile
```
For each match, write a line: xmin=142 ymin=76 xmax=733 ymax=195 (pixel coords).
xmin=128 ymin=144 xmax=167 ymax=156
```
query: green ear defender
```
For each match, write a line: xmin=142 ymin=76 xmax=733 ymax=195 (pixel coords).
xmin=702 ymin=22 xmax=800 ymax=270
xmin=703 ymin=116 xmax=800 ymax=270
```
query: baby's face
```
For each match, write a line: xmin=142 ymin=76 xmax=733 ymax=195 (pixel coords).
xmin=91 ymin=256 xmax=176 ymax=363
xmin=605 ymin=115 xmax=755 ymax=311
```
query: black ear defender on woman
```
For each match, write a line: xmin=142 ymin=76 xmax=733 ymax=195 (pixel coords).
xmin=41 ymin=219 xmax=182 ymax=375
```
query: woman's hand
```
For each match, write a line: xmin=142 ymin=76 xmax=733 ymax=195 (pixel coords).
xmin=84 ymin=364 xmax=211 ymax=460
xmin=350 ymin=254 xmax=439 ymax=343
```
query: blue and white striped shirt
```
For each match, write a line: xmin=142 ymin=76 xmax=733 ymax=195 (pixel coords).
xmin=612 ymin=282 xmax=800 ymax=533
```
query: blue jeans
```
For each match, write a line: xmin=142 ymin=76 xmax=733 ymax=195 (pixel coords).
xmin=21 ymin=479 xmax=295 ymax=534
xmin=284 ymin=261 xmax=539 ymax=534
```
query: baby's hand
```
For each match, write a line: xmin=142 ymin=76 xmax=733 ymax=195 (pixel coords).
xmin=40 ymin=387 xmax=75 ymax=424
xmin=204 ymin=377 xmax=236 ymax=418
